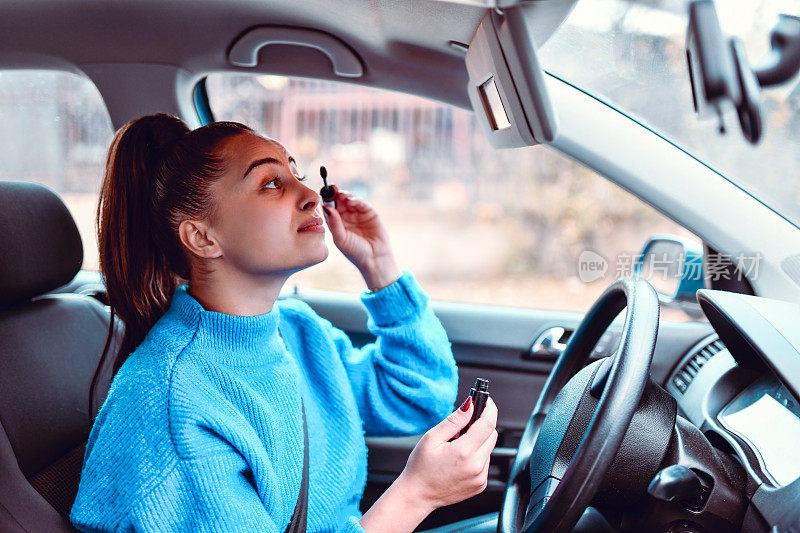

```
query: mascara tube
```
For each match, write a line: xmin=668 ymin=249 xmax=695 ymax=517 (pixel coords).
xmin=459 ymin=378 xmax=490 ymax=437
xmin=319 ymin=166 xmax=337 ymax=209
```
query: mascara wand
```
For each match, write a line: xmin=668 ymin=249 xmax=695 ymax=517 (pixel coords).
xmin=320 ymin=166 xmax=336 ymax=208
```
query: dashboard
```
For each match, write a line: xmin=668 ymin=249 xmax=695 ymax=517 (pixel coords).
xmin=663 ymin=289 xmax=800 ymax=531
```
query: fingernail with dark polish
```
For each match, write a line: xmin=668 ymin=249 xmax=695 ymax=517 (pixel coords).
xmin=459 ymin=396 xmax=472 ymax=412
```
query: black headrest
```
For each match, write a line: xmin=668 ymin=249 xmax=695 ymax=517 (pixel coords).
xmin=0 ymin=182 xmax=83 ymax=306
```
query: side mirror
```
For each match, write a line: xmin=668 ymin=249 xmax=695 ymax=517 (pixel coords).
xmin=634 ymin=235 xmax=704 ymax=305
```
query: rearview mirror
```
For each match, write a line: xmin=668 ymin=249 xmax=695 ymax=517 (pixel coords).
xmin=686 ymin=0 xmax=763 ymax=143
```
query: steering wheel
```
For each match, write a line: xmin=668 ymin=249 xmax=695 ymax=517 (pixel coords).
xmin=498 ymin=277 xmax=662 ymax=533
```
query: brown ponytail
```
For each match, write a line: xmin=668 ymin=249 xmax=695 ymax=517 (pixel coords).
xmin=96 ymin=113 xmax=254 ymax=375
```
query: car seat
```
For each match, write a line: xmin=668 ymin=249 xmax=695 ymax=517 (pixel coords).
xmin=0 ymin=181 xmax=121 ymax=532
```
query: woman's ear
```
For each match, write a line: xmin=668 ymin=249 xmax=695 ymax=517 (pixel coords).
xmin=178 ymin=219 xmax=223 ymax=259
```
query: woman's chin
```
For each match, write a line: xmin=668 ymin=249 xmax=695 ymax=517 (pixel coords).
xmin=311 ymin=242 xmax=329 ymax=263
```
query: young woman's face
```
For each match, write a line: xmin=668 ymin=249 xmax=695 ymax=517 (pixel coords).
xmin=207 ymin=132 xmax=328 ymax=275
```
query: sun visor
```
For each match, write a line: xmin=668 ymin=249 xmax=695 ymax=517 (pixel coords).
xmin=465 ymin=6 xmax=558 ymax=148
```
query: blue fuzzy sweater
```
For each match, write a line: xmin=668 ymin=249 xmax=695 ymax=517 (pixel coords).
xmin=70 ymin=270 xmax=459 ymax=532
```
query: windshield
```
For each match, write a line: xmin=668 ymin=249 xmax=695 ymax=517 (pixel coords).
xmin=539 ymin=0 xmax=800 ymax=228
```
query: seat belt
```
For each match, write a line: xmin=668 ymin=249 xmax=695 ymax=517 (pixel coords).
xmin=284 ymin=396 xmax=309 ymax=533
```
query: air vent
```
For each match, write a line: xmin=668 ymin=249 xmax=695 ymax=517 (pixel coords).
xmin=672 ymin=338 xmax=725 ymax=394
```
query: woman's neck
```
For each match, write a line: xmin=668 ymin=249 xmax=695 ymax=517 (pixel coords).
xmin=187 ymin=268 xmax=291 ymax=316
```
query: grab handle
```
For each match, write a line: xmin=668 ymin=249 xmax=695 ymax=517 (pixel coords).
xmin=228 ymin=26 xmax=364 ymax=78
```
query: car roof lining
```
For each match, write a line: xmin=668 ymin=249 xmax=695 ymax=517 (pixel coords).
xmin=0 ymin=0 xmax=578 ymax=111
xmin=0 ymin=0 xmax=483 ymax=108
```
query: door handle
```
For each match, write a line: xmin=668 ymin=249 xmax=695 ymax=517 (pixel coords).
xmin=524 ymin=326 xmax=571 ymax=361
xmin=523 ymin=326 xmax=620 ymax=362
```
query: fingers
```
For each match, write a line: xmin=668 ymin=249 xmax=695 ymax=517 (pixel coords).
xmin=335 ymin=189 xmax=372 ymax=214
xmin=481 ymin=449 xmax=491 ymax=476
xmin=471 ymin=416 xmax=498 ymax=492
xmin=476 ymin=447 xmax=493 ymax=493
xmin=467 ymin=418 xmax=498 ymax=494
xmin=321 ymin=203 xmax=345 ymax=241
xmin=428 ymin=397 xmax=474 ymax=443
xmin=455 ymin=397 xmax=498 ymax=452
xmin=475 ymin=425 xmax=499 ymax=464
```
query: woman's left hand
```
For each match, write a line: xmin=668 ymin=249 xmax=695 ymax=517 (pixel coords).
xmin=322 ymin=187 xmax=401 ymax=291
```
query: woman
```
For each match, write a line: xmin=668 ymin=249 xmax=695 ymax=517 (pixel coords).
xmin=70 ymin=114 xmax=499 ymax=532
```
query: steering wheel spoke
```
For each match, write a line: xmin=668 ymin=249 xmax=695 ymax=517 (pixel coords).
xmin=522 ymin=476 xmax=561 ymax=532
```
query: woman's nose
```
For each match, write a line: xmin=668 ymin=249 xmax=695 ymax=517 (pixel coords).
xmin=298 ymin=184 xmax=320 ymax=212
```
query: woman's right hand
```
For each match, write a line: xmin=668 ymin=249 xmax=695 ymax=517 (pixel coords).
xmin=399 ymin=396 xmax=499 ymax=510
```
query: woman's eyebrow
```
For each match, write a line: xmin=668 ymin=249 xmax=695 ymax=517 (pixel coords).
xmin=242 ymin=157 xmax=282 ymax=180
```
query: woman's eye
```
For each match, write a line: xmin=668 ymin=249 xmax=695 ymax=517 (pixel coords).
xmin=261 ymin=174 xmax=305 ymax=189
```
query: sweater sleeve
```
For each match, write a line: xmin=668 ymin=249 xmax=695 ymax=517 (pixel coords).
xmin=121 ymin=454 xmax=283 ymax=533
xmin=318 ymin=269 xmax=459 ymax=437
xmin=125 ymin=454 xmax=368 ymax=533
xmin=342 ymin=515 xmax=367 ymax=533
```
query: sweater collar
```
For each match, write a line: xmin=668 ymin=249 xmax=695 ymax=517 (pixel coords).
xmin=168 ymin=284 xmax=287 ymax=366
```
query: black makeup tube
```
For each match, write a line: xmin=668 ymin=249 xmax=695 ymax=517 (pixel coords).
xmin=460 ymin=378 xmax=489 ymax=437
xmin=319 ymin=166 xmax=336 ymax=208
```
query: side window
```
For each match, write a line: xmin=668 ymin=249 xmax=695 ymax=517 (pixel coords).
xmin=206 ymin=75 xmax=701 ymax=320
xmin=0 ymin=70 xmax=113 ymax=271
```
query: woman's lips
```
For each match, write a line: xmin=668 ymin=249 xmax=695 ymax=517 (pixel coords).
xmin=298 ymin=218 xmax=325 ymax=233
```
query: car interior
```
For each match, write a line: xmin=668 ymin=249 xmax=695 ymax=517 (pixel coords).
xmin=2 ymin=0 xmax=800 ymax=532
